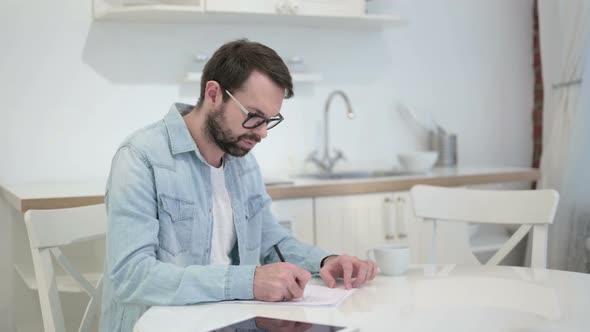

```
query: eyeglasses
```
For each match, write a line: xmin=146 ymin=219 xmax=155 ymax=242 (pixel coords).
xmin=225 ymin=90 xmax=284 ymax=130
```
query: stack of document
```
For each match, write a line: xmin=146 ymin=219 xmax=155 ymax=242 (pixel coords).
xmin=226 ymin=285 xmax=355 ymax=307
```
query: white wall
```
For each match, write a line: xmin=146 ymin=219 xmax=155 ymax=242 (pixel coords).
xmin=0 ymin=0 xmax=534 ymax=184
xmin=0 ymin=0 xmax=533 ymax=330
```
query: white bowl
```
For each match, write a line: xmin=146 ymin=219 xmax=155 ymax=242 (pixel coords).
xmin=398 ymin=151 xmax=438 ymax=173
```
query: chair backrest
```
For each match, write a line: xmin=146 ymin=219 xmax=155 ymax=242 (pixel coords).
xmin=24 ymin=204 xmax=107 ymax=332
xmin=409 ymin=185 xmax=559 ymax=269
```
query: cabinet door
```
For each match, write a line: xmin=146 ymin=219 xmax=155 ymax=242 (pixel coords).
xmin=315 ymin=193 xmax=394 ymax=259
xmin=206 ymin=0 xmax=277 ymax=14
xmin=296 ymin=0 xmax=365 ymax=17
xmin=271 ymin=198 xmax=314 ymax=245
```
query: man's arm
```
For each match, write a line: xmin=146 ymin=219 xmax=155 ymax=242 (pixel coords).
xmin=257 ymin=200 xmax=378 ymax=290
xmin=257 ymin=197 xmax=330 ymax=273
xmin=105 ymin=146 xmax=255 ymax=305
xmin=248 ymin=163 xmax=377 ymax=289
xmin=243 ymin=160 xmax=329 ymax=272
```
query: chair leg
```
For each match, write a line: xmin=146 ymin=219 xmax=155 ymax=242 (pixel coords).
xmin=30 ymin=248 xmax=66 ymax=332
xmin=429 ymin=219 xmax=437 ymax=265
xmin=531 ymin=224 xmax=548 ymax=269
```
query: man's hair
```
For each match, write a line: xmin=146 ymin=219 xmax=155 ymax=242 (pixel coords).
xmin=197 ymin=39 xmax=294 ymax=107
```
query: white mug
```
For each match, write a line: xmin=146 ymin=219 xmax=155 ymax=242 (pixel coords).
xmin=366 ymin=244 xmax=410 ymax=276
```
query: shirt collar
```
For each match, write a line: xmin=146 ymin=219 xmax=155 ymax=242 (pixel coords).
xmin=163 ymin=103 xmax=208 ymax=164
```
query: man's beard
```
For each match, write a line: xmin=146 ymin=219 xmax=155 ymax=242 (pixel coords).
xmin=206 ymin=105 xmax=261 ymax=157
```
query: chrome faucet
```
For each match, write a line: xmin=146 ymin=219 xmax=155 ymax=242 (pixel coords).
xmin=307 ymin=90 xmax=355 ymax=173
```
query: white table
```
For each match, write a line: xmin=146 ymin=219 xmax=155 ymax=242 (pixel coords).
xmin=134 ymin=264 xmax=590 ymax=332
xmin=0 ymin=168 xmax=539 ymax=331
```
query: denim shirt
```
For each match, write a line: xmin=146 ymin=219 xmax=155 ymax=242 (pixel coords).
xmin=99 ymin=104 xmax=329 ymax=332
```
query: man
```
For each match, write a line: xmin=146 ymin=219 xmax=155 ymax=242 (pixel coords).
xmin=100 ymin=39 xmax=377 ymax=331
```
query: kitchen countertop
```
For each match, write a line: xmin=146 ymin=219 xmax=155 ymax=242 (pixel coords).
xmin=0 ymin=167 xmax=539 ymax=213
xmin=267 ymin=166 xmax=539 ymax=199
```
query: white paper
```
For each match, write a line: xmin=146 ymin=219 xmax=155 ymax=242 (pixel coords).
xmin=225 ymin=285 xmax=356 ymax=307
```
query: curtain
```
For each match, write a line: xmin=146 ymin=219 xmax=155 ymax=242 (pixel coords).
xmin=537 ymin=0 xmax=590 ymax=272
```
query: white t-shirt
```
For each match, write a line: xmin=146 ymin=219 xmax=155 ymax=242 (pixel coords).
xmin=209 ymin=163 xmax=236 ymax=265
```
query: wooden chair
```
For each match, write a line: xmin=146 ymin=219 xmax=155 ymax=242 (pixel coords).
xmin=24 ymin=204 xmax=106 ymax=332
xmin=409 ymin=185 xmax=559 ymax=268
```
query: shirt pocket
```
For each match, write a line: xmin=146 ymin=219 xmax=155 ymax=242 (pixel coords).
xmin=158 ymin=194 xmax=195 ymax=255
xmin=244 ymin=195 xmax=265 ymax=250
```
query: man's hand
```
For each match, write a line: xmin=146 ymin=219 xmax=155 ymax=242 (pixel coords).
xmin=319 ymin=254 xmax=378 ymax=289
xmin=253 ymin=262 xmax=312 ymax=302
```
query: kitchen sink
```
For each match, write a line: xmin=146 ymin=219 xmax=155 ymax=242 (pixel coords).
xmin=296 ymin=170 xmax=409 ymax=180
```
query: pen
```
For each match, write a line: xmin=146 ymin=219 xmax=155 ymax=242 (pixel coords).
xmin=273 ymin=244 xmax=286 ymax=262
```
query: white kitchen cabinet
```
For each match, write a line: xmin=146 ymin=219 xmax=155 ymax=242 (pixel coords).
xmin=92 ymin=0 xmax=404 ymax=28
xmin=313 ymin=191 xmax=499 ymax=266
xmin=96 ymin=0 xmax=205 ymax=12
xmin=206 ymin=0 xmax=276 ymax=14
xmin=314 ymin=192 xmax=406 ymax=259
xmin=112 ymin=0 xmax=366 ymax=16
xmin=295 ymin=0 xmax=366 ymax=17
xmin=270 ymin=198 xmax=315 ymax=245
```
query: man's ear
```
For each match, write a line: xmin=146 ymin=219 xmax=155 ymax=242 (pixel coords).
xmin=204 ymin=81 xmax=223 ymax=108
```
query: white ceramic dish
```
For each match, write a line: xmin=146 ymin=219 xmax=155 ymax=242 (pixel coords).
xmin=398 ymin=151 xmax=438 ymax=173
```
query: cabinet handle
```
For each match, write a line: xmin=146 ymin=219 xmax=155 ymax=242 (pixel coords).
xmin=383 ymin=197 xmax=395 ymax=240
xmin=395 ymin=196 xmax=408 ymax=239
xmin=276 ymin=0 xmax=298 ymax=14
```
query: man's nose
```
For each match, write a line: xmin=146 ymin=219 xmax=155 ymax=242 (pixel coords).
xmin=253 ymin=124 xmax=268 ymax=139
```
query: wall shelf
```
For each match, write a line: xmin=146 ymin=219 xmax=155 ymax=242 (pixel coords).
xmin=93 ymin=4 xmax=405 ymax=29
xmin=184 ymin=71 xmax=323 ymax=83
